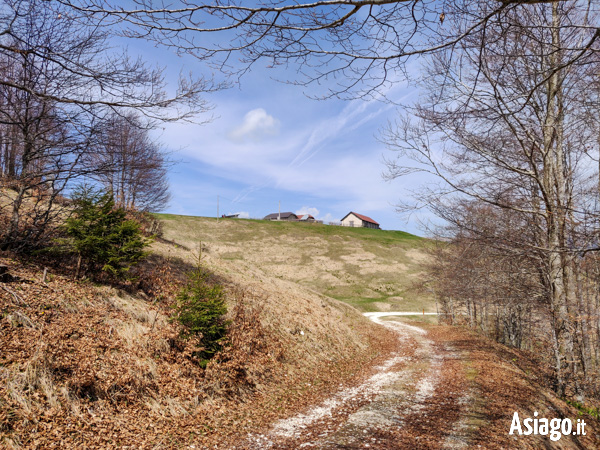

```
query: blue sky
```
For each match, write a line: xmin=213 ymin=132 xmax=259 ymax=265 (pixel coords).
xmin=144 ymin=44 xmax=429 ymax=234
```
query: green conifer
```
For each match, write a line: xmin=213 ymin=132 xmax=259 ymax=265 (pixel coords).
xmin=65 ymin=187 xmax=149 ymax=279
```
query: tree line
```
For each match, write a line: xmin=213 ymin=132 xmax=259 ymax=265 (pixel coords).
xmin=0 ymin=1 xmax=209 ymax=251
xmin=381 ymin=2 xmax=600 ymax=399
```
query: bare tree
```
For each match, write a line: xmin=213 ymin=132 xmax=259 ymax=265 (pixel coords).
xmin=52 ymin=1 xmax=596 ymax=99
xmin=0 ymin=0 xmax=214 ymax=118
xmin=383 ymin=2 xmax=600 ymax=396
xmin=430 ymin=201 xmax=548 ymax=346
xmin=89 ymin=113 xmax=171 ymax=213
xmin=0 ymin=25 xmax=93 ymax=249
xmin=0 ymin=1 xmax=211 ymax=249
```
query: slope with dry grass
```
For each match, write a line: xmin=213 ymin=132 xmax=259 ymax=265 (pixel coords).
xmin=0 ymin=213 xmax=401 ymax=448
xmin=3 ymin=213 xmax=600 ymax=448
xmin=156 ymin=215 xmax=433 ymax=313
xmin=153 ymin=216 xmax=600 ymax=448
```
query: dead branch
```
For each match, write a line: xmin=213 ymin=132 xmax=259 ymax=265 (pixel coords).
xmin=0 ymin=284 xmax=25 ymax=306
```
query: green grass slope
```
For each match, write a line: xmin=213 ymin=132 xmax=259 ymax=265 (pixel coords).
xmin=156 ymin=215 xmax=434 ymax=313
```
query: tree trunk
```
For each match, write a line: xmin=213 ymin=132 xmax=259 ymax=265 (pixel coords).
xmin=75 ymin=253 xmax=82 ymax=279
xmin=540 ymin=2 xmax=573 ymax=396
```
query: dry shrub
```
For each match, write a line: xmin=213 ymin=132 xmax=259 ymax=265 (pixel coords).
xmin=203 ymin=289 xmax=284 ymax=398
xmin=126 ymin=211 xmax=164 ymax=238
xmin=132 ymin=253 xmax=192 ymax=302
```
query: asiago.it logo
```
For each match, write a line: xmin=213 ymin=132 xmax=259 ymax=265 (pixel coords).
xmin=509 ymin=411 xmax=586 ymax=442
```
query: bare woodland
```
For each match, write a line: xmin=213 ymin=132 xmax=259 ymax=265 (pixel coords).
xmin=0 ymin=1 xmax=210 ymax=250
xmin=3 ymin=0 xmax=600 ymax=399
xmin=382 ymin=2 xmax=600 ymax=399
xmin=88 ymin=113 xmax=171 ymax=213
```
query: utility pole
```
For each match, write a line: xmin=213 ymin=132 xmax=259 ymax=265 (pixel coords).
xmin=217 ymin=195 xmax=219 ymax=223
xmin=278 ymin=200 xmax=281 ymax=221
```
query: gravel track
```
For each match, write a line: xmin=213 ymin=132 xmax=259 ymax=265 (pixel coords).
xmin=242 ymin=313 xmax=459 ymax=449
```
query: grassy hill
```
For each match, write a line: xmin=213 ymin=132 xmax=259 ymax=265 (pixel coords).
xmin=1 ymin=211 xmax=400 ymax=448
xmin=4 ymin=212 xmax=599 ymax=447
xmin=156 ymin=215 xmax=434 ymax=313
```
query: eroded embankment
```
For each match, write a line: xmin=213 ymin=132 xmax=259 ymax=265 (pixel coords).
xmin=0 ymin=247 xmax=397 ymax=449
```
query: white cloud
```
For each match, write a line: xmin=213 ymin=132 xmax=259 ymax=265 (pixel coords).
xmin=229 ymin=108 xmax=280 ymax=143
xmin=321 ymin=213 xmax=336 ymax=223
xmin=287 ymin=100 xmax=373 ymax=168
xmin=296 ymin=206 xmax=320 ymax=217
xmin=234 ymin=211 xmax=250 ymax=219
xmin=158 ymin=77 xmax=423 ymax=231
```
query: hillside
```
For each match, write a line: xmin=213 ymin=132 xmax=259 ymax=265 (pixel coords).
xmin=3 ymin=214 xmax=599 ymax=448
xmin=156 ymin=215 xmax=434 ymax=313
xmin=0 ymin=215 xmax=400 ymax=448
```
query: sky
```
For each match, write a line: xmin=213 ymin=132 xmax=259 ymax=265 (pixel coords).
xmin=143 ymin=42 xmax=430 ymax=234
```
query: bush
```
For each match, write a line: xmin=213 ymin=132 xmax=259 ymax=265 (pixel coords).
xmin=203 ymin=290 xmax=284 ymax=398
xmin=172 ymin=268 xmax=229 ymax=368
xmin=65 ymin=187 xmax=150 ymax=279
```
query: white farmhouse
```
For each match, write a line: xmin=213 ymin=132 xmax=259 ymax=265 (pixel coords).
xmin=340 ymin=212 xmax=380 ymax=229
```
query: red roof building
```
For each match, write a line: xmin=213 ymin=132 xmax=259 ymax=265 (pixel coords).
xmin=340 ymin=212 xmax=380 ymax=229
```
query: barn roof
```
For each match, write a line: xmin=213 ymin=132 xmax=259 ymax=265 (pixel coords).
xmin=263 ymin=212 xmax=297 ymax=220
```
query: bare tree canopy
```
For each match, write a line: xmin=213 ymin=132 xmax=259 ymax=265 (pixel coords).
xmin=0 ymin=1 xmax=197 ymax=249
xmin=89 ymin=113 xmax=172 ymax=213
xmin=383 ymin=1 xmax=600 ymax=252
xmin=53 ymin=0 xmax=598 ymax=98
xmin=379 ymin=1 xmax=600 ymax=397
xmin=0 ymin=0 xmax=215 ymax=119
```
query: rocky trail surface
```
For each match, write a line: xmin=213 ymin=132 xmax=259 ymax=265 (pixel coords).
xmin=232 ymin=313 xmax=599 ymax=450
xmin=239 ymin=313 xmax=472 ymax=449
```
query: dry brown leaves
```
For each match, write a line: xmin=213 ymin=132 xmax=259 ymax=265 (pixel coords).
xmin=203 ymin=289 xmax=285 ymax=399
xmin=0 ymin=255 xmax=394 ymax=449
xmin=427 ymin=326 xmax=600 ymax=449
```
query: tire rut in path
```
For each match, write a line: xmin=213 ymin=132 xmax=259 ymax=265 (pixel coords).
xmin=243 ymin=314 xmax=467 ymax=449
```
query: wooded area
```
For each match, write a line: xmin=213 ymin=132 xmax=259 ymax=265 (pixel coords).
xmin=382 ymin=2 xmax=600 ymax=399
xmin=0 ymin=1 xmax=209 ymax=250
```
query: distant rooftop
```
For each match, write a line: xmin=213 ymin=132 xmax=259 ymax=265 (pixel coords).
xmin=342 ymin=211 xmax=380 ymax=226
xmin=263 ymin=212 xmax=298 ymax=220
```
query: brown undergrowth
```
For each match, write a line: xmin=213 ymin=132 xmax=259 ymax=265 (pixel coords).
xmin=203 ymin=291 xmax=285 ymax=399
xmin=431 ymin=325 xmax=600 ymax=449
xmin=0 ymin=251 xmax=392 ymax=448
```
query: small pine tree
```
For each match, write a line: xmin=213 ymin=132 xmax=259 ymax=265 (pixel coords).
xmin=65 ymin=187 xmax=149 ymax=279
xmin=172 ymin=268 xmax=229 ymax=368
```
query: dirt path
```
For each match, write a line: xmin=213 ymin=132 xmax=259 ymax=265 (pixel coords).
xmin=228 ymin=312 xmax=600 ymax=449
xmin=241 ymin=313 xmax=468 ymax=449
